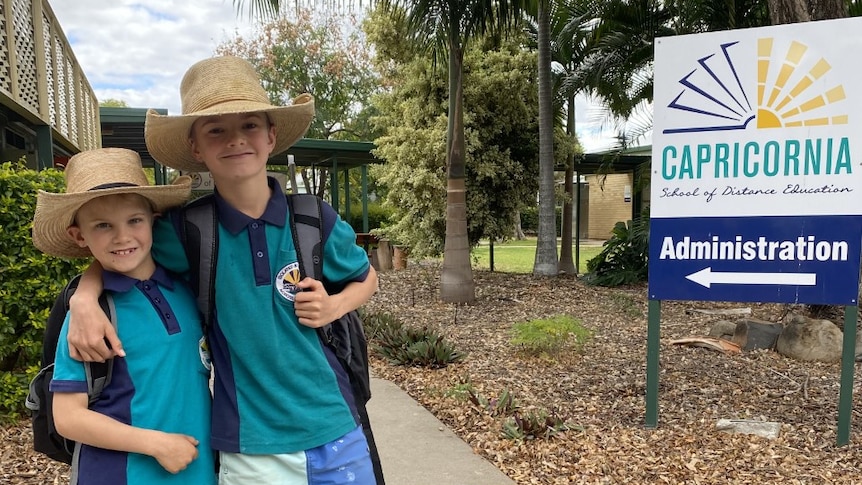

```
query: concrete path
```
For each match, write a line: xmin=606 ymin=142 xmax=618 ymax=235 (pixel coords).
xmin=367 ymin=377 xmax=516 ymax=485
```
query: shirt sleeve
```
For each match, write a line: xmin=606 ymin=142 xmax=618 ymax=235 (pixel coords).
xmin=49 ymin=313 xmax=88 ymax=394
xmin=320 ymin=202 xmax=370 ymax=288
xmin=151 ymin=209 xmax=190 ymax=275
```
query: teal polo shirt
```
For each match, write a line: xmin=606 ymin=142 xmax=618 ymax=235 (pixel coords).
xmin=152 ymin=178 xmax=370 ymax=454
xmin=51 ymin=267 xmax=214 ymax=485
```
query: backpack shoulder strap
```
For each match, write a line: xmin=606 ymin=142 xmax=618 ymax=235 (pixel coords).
xmin=84 ymin=293 xmax=115 ymax=404
xmin=287 ymin=194 xmax=324 ymax=280
xmin=179 ymin=194 xmax=218 ymax=328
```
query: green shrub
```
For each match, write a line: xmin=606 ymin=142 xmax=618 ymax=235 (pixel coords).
xmin=468 ymin=388 xmax=519 ymax=417
xmin=360 ymin=309 xmax=404 ymax=342
xmin=0 ymin=366 xmax=37 ymax=423
xmin=510 ymin=315 xmax=592 ymax=356
xmin=520 ymin=206 xmax=538 ymax=233
xmin=519 ymin=206 xmax=562 ymax=236
xmin=501 ymin=409 xmax=570 ymax=441
xmin=584 ymin=208 xmax=650 ymax=287
xmin=375 ymin=324 xmax=465 ymax=368
xmin=346 ymin=201 xmax=393 ymax=234
xmin=0 ymin=162 xmax=88 ymax=418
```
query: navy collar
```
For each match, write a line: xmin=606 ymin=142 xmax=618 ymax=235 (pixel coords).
xmin=214 ymin=176 xmax=287 ymax=235
xmin=103 ymin=265 xmax=174 ymax=293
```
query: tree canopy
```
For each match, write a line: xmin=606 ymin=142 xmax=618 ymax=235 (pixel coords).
xmin=217 ymin=9 xmax=381 ymax=141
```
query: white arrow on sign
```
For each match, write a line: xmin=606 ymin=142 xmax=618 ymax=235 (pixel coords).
xmin=686 ymin=267 xmax=817 ymax=288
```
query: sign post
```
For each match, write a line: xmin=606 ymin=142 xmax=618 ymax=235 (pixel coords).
xmin=649 ymin=18 xmax=862 ymax=444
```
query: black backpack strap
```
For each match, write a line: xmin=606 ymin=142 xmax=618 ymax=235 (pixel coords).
xmin=179 ymin=195 xmax=219 ymax=329
xmin=287 ymin=194 xmax=384 ymax=484
xmin=286 ymin=193 xmax=324 ymax=280
xmin=84 ymin=293 xmax=115 ymax=404
xmin=287 ymin=194 xmax=334 ymax=343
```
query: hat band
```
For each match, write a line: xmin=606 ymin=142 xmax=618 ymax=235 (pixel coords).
xmin=89 ymin=182 xmax=139 ymax=191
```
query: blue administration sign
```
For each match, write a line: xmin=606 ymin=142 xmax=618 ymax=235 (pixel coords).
xmin=650 ymin=19 xmax=862 ymax=304
xmin=648 ymin=216 xmax=862 ymax=304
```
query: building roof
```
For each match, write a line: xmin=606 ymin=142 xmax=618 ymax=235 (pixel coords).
xmin=99 ymin=106 xmax=382 ymax=170
xmin=573 ymin=145 xmax=652 ymax=174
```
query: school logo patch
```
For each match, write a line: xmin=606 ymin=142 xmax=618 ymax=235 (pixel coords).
xmin=199 ymin=336 xmax=212 ymax=371
xmin=276 ymin=262 xmax=302 ymax=302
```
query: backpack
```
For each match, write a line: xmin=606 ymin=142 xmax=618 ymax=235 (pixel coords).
xmin=179 ymin=192 xmax=383 ymax=484
xmin=25 ymin=274 xmax=116 ymax=464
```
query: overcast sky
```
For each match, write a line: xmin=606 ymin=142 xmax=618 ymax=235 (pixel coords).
xmin=49 ymin=0 xmax=623 ymax=152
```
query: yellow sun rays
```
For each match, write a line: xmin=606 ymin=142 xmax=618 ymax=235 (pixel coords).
xmin=282 ymin=267 xmax=301 ymax=285
xmin=756 ymin=38 xmax=847 ymax=129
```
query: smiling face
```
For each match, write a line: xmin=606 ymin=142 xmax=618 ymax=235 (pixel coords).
xmin=189 ymin=112 xmax=277 ymax=185
xmin=67 ymin=193 xmax=157 ymax=281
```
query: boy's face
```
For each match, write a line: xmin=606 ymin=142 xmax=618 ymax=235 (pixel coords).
xmin=67 ymin=193 xmax=157 ymax=281
xmin=189 ymin=112 xmax=277 ymax=183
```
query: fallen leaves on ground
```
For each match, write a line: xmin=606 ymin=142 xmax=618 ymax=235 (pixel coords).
xmin=367 ymin=263 xmax=862 ymax=484
xmin=5 ymin=263 xmax=862 ymax=484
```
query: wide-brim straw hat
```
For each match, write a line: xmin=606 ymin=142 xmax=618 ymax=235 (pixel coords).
xmin=32 ymin=147 xmax=192 ymax=259
xmin=145 ymin=55 xmax=315 ymax=173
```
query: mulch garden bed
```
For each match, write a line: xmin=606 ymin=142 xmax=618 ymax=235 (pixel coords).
xmin=4 ymin=262 xmax=862 ymax=484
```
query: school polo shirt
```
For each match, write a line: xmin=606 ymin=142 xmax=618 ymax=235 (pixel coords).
xmin=152 ymin=178 xmax=371 ymax=454
xmin=51 ymin=267 xmax=214 ymax=485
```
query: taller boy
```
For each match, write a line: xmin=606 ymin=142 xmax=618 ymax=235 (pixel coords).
xmin=69 ymin=56 xmax=381 ymax=484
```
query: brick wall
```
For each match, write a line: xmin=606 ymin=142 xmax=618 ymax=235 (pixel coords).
xmin=585 ymin=173 xmax=634 ymax=239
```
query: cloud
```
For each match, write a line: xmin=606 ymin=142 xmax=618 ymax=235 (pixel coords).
xmin=50 ymin=1 xmax=638 ymax=151
xmin=50 ymin=0 xmax=255 ymax=113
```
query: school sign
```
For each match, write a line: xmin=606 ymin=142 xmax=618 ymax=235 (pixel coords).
xmin=649 ymin=18 xmax=862 ymax=305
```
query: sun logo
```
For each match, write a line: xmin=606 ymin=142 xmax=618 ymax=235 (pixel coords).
xmin=275 ymin=261 xmax=302 ymax=302
xmin=282 ymin=267 xmax=301 ymax=286
xmin=756 ymin=38 xmax=847 ymax=128
xmin=664 ymin=38 xmax=847 ymax=134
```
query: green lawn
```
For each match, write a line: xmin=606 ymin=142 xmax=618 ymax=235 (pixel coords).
xmin=471 ymin=238 xmax=604 ymax=274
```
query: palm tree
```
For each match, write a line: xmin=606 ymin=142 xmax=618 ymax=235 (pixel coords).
xmin=235 ymin=0 xmax=526 ymax=303
xmin=387 ymin=1 xmax=529 ymax=302
xmin=532 ymin=0 xmax=558 ymax=277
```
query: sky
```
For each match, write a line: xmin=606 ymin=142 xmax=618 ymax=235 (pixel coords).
xmin=49 ymin=0 xmax=623 ymax=153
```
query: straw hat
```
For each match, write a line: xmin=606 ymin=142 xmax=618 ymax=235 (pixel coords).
xmin=32 ymin=148 xmax=192 ymax=259
xmin=145 ymin=55 xmax=315 ymax=173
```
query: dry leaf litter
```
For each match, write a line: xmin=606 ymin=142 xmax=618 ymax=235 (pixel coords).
xmin=4 ymin=262 xmax=862 ymax=484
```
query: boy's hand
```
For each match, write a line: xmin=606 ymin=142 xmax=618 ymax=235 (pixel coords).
xmin=151 ymin=433 xmax=200 ymax=474
xmin=294 ymin=277 xmax=339 ymax=328
xmin=68 ymin=293 xmax=125 ymax=362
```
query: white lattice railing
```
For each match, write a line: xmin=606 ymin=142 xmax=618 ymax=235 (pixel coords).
xmin=0 ymin=0 xmax=99 ymax=152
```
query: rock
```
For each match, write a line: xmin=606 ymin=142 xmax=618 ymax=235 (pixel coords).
xmin=708 ymin=320 xmax=736 ymax=339
xmin=775 ymin=315 xmax=842 ymax=362
xmin=716 ymin=419 xmax=781 ymax=439
xmin=731 ymin=319 xmax=783 ymax=351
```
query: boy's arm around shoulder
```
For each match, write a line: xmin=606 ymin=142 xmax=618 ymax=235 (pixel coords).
xmin=52 ymin=393 xmax=200 ymax=473
xmin=67 ymin=261 xmax=124 ymax=361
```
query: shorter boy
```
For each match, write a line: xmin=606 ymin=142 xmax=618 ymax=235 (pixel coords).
xmin=32 ymin=148 xmax=215 ymax=485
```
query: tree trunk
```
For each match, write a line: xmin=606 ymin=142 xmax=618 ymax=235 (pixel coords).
xmin=376 ymin=239 xmax=393 ymax=271
xmin=440 ymin=33 xmax=475 ymax=304
xmin=513 ymin=211 xmax=525 ymax=240
xmin=767 ymin=0 xmax=846 ymax=24
xmin=767 ymin=0 xmax=810 ymax=23
xmin=533 ymin=0 xmax=558 ymax=276
xmin=558 ymin=91 xmax=577 ymax=275
xmin=808 ymin=0 xmax=847 ymax=20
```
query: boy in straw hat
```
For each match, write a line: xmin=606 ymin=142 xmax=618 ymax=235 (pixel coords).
xmin=67 ymin=56 xmax=381 ymax=484
xmin=32 ymin=148 xmax=215 ymax=484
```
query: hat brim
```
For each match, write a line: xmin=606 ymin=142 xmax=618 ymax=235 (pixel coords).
xmin=144 ymin=94 xmax=315 ymax=173
xmin=32 ymin=179 xmax=191 ymax=259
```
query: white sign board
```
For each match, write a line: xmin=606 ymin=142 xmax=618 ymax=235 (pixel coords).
xmin=649 ymin=18 xmax=862 ymax=304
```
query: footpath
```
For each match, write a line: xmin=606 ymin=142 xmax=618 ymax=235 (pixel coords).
xmin=366 ymin=377 xmax=517 ymax=485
